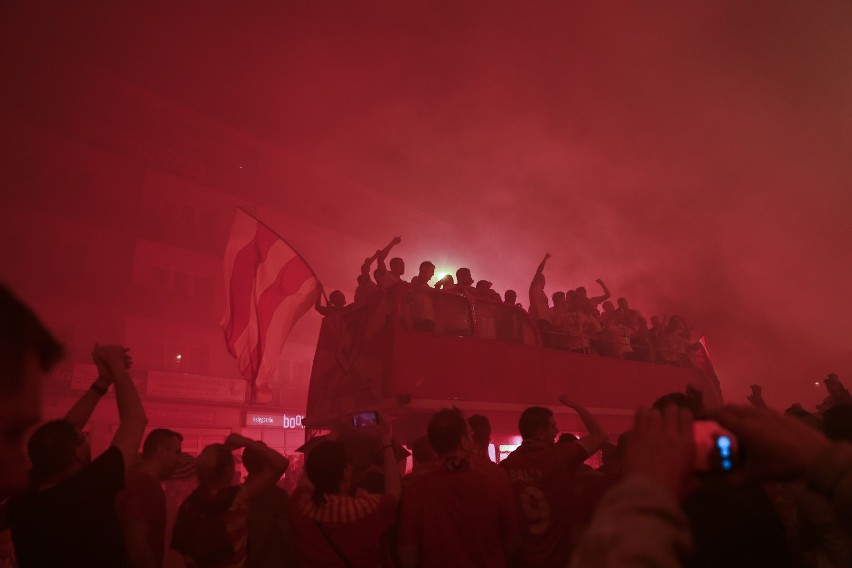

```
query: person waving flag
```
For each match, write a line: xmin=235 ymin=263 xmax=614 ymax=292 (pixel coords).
xmin=221 ymin=208 xmax=322 ymax=403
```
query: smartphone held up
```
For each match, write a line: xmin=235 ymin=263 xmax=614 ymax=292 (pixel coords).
xmin=693 ymin=419 xmax=741 ymax=474
xmin=352 ymin=411 xmax=379 ymax=428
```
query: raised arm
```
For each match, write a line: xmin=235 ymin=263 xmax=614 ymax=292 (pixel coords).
xmin=98 ymin=345 xmax=148 ymax=470
xmin=376 ymin=237 xmax=402 ymax=263
xmin=590 ymin=278 xmax=611 ymax=303
xmin=63 ymin=344 xmax=126 ymax=429
xmin=534 ymin=253 xmax=551 ymax=277
xmin=224 ymin=433 xmax=289 ymax=501
xmin=377 ymin=413 xmax=402 ymax=501
xmin=558 ymin=395 xmax=608 ymax=455
xmin=360 ymin=256 xmax=375 ymax=277
xmin=314 ymin=291 xmax=330 ymax=316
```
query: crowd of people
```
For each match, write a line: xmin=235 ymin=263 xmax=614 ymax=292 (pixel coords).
xmin=317 ymin=239 xmax=702 ymax=367
xmin=3 ymin=282 xmax=852 ymax=567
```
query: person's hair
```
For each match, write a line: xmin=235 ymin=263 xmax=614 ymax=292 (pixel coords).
xmin=410 ymin=435 xmax=437 ymax=464
xmin=242 ymin=445 xmax=269 ymax=474
xmin=306 ymin=440 xmax=347 ymax=505
xmin=652 ymin=392 xmax=702 ymax=415
xmin=142 ymin=428 xmax=183 ymax=459
xmin=419 ymin=261 xmax=435 ymax=273
xmin=467 ymin=414 xmax=491 ymax=446
xmin=822 ymin=404 xmax=852 ymax=442
xmin=552 ymin=291 xmax=565 ymax=303
xmin=557 ymin=432 xmax=579 ymax=444
xmin=196 ymin=444 xmax=234 ymax=486
xmin=390 ymin=257 xmax=404 ymax=268
xmin=329 ymin=290 xmax=345 ymax=305
xmin=0 ymin=284 xmax=64 ymax=394
xmin=504 ymin=289 xmax=517 ymax=300
xmin=519 ymin=406 xmax=553 ymax=440
xmin=28 ymin=419 xmax=80 ymax=483
xmin=427 ymin=408 xmax=468 ymax=454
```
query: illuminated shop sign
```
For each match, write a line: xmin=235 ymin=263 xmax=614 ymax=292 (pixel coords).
xmin=245 ymin=413 xmax=305 ymax=429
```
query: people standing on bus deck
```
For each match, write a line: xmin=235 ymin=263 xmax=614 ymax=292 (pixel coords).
xmin=411 ymin=261 xmax=437 ymax=332
xmin=504 ymin=289 xmax=522 ymax=308
xmin=315 ymin=290 xmax=346 ymax=316
xmin=375 ymin=236 xmax=405 ymax=289
xmin=529 ymin=253 xmax=553 ymax=345
xmin=454 ymin=268 xmax=476 ymax=297
xmin=354 ymin=254 xmax=378 ymax=303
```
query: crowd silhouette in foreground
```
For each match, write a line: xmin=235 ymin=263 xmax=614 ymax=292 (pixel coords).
xmin=317 ymin=239 xmax=704 ymax=368
xmin=4 ymin=282 xmax=852 ymax=568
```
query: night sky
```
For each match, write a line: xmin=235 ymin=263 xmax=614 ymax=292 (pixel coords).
xmin=3 ymin=1 xmax=851 ymax=408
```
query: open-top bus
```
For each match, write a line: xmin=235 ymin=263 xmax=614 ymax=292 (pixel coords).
xmin=305 ymin=284 xmax=722 ymax=453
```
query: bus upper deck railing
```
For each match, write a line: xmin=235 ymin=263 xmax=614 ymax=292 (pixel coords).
xmin=369 ymin=284 xmax=713 ymax=371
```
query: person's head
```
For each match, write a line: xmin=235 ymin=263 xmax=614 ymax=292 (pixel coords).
xmin=576 ymin=286 xmax=587 ymax=299
xmin=418 ymin=261 xmax=435 ymax=282
xmin=617 ymin=297 xmax=629 ymax=309
xmin=329 ymin=290 xmax=346 ymax=307
xmin=436 ymin=274 xmax=455 ymax=289
xmin=456 ymin=268 xmax=473 ymax=287
xmin=1 ymin=285 xmax=63 ymax=493
xmin=519 ymin=406 xmax=558 ymax=444
xmin=241 ymin=444 xmax=272 ymax=476
xmin=650 ymin=315 xmax=661 ymax=328
xmin=557 ymin=432 xmax=578 ymax=445
xmin=196 ymin=444 xmax=235 ymax=489
xmin=652 ymin=392 xmax=701 ymax=416
xmin=467 ymin=414 xmax=491 ymax=448
xmin=389 ymin=257 xmax=405 ymax=276
xmin=427 ymin=407 xmax=471 ymax=455
xmin=602 ymin=301 xmax=615 ymax=313
xmin=410 ymin=435 xmax=437 ymax=466
xmin=141 ymin=428 xmax=183 ymax=480
xmin=476 ymin=280 xmax=492 ymax=292
xmin=27 ymin=420 xmax=90 ymax=486
xmin=552 ymin=291 xmax=565 ymax=305
xmin=305 ymin=440 xmax=350 ymax=505
xmin=504 ymin=290 xmax=517 ymax=304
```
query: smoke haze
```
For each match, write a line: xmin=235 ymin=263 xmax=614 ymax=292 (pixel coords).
xmin=2 ymin=1 xmax=851 ymax=407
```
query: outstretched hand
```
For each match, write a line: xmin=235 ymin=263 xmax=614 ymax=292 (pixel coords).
xmin=624 ymin=405 xmax=695 ymax=499
xmin=710 ymin=405 xmax=831 ymax=483
xmin=223 ymin=433 xmax=252 ymax=451
xmin=92 ymin=344 xmax=132 ymax=380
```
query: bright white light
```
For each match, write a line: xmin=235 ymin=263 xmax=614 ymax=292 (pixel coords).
xmin=176 ymin=354 xmax=183 ymax=361
xmin=815 ymin=381 xmax=820 ymax=386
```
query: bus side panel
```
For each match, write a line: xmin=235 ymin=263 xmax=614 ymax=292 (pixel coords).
xmin=474 ymin=337 xmax=548 ymax=405
xmin=305 ymin=297 xmax=390 ymax=426
xmin=389 ymin=330 xmax=481 ymax=401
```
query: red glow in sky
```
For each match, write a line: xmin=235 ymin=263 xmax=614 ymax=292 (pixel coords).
xmin=2 ymin=1 xmax=851 ymax=409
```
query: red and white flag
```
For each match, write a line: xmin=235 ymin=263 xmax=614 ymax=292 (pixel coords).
xmin=221 ymin=209 xmax=321 ymax=399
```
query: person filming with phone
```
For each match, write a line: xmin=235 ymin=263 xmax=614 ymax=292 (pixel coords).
xmin=289 ymin=411 xmax=401 ymax=567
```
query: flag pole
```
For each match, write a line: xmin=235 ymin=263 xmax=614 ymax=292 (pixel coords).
xmin=236 ymin=207 xmax=329 ymax=304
